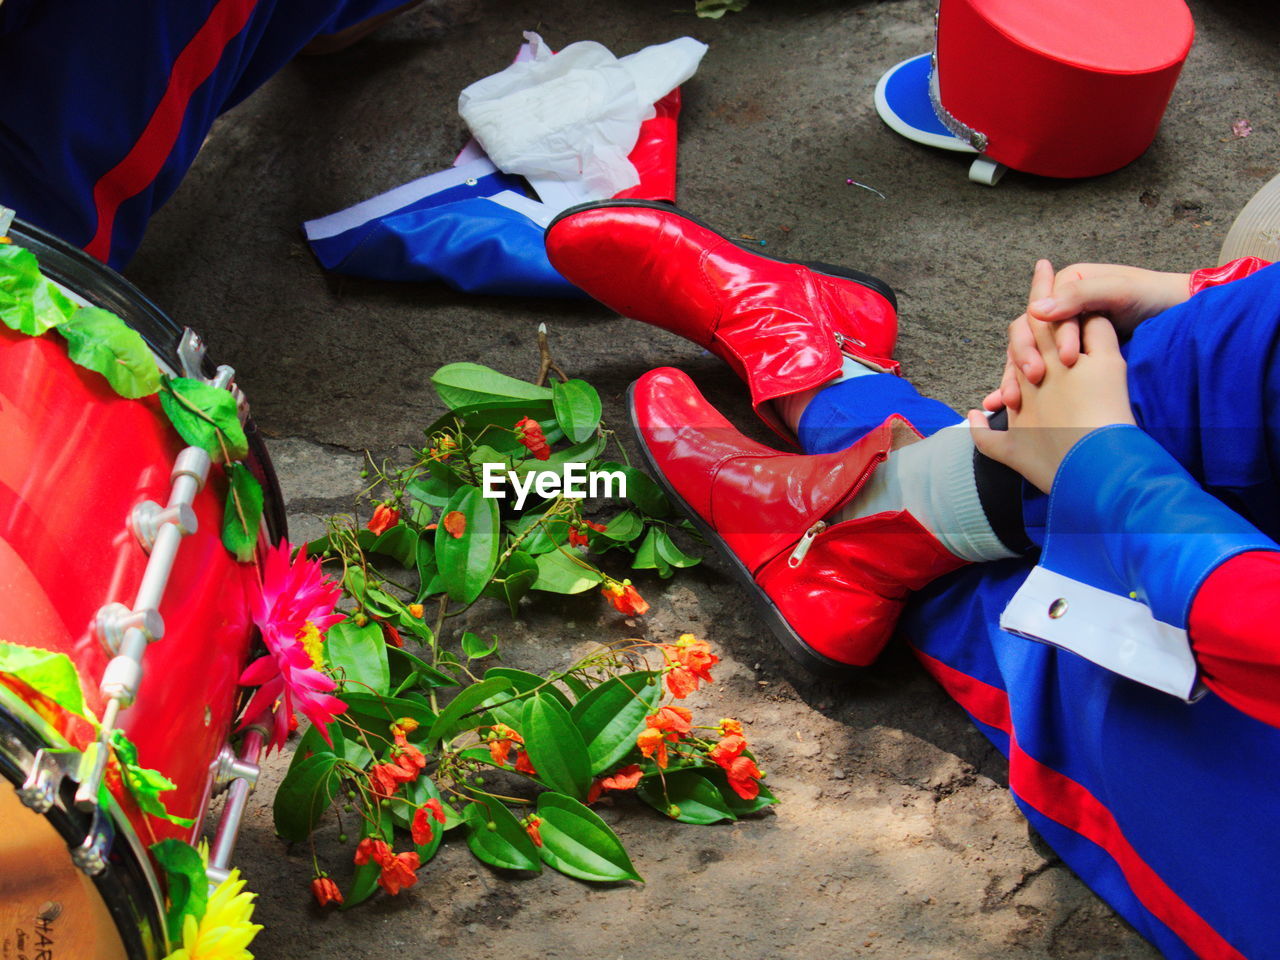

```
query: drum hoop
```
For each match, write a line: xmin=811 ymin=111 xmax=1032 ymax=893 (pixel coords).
xmin=5 ymin=218 xmax=288 ymax=545
xmin=0 ymin=684 xmax=167 ymax=960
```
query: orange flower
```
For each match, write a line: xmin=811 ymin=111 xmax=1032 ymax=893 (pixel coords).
xmin=369 ymin=761 xmax=414 ymax=800
xmin=408 ymin=603 xmax=425 ymax=619
xmin=376 ymin=850 xmax=420 ymax=896
xmin=423 ymin=798 xmax=446 ymax=823
xmin=514 ymin=750 xmax=537 ymax=776
xmin=646 ymin=705 xmax=692 ymax=737
xmin=411 ymin=806 xmax=434 ymax=846
xmin=637 ymin=727 xmax=669 ymax=768
xmin=393 ymin=717 xmax=420 ymax=735
xmin=487 ymin=724 xmax=523 ymax=766
xmin=354 ymin=837 xmax=392 ymax=866
xmin=602 ymin=581 xmax=649 ymax=616
xmin=442 ymin=511 xmax=466 ymax=538
xmin=709 ymin=734 xmax=747 ymax=767
xmin=515 ymin=417 xmax=551 ymax=460
xmin=392 ymin=731 xmax=426 ymax=779
xmin=524 ymin=815 xmax=543 ymax=847
xmin=587 ymin=762 xmax=645 ymax=802
xmin=381 ymin=621 xmax=404 ymax=649
xmin=662 ymin=634 xmax=717 ymax=698
xmin=584 ymin=519 xmax=609 ymax=533
xmin=368 ymin=503 xmax=400 ymax=536
xmin=718 ymin=718 xmax=743 ymax=737
xmin=724 ymin=755 xmax=764 ymax=800
xmin=568 ymin=526 xmax=589 ymax=549
xmin=311 ymin=875 xmax=343 ymax=907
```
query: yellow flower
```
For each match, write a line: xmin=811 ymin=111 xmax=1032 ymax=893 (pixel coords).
xmin=163 ymin=869 xmax=262 ymax=960
xmin=297 ymin=621 xmax=324 ymax=671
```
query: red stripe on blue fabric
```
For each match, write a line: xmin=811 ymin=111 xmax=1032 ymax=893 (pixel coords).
xmin=914 ymin=648 xmax=1246 ymax=960
xmin=84 ymin=0 xmax=259 ymax=263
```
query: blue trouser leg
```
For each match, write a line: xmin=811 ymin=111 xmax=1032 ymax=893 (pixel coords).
xmin=800 ymin=263 xmax=1280 ymax=958
xmin=0 ymin=0 xmax=408 ymax=269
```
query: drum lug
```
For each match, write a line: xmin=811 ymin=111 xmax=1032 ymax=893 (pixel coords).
xmin=177 ymin=327 xmax=250 ymax=424
xmin=71 ymin=806 xmax=115 ymax=877
xmin=130 ymin=501 xmax=199 ymax=552
xmin=212 ymin=744 xmax=260 ymax=793
xmin=94 ymin=601 xmax=165 ymax=655
xmin=17 ymin=747 xmax=78 ymax=813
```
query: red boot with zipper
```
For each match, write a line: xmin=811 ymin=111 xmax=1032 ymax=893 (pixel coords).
xmin=630 ymin=367 xmax=968 ymax=671
xmin=547 ymin=201 xmax=899 ymax=442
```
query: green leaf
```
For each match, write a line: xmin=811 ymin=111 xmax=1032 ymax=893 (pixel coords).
xmin=344 ymin=802 xmax=393 ymax=909
xmin=368 ymin=524 xmax=418 ymax=567
xmin=159 ymin=378 xmax=248 ymax=463
xmin=388 ymin=647 xmax=458 ymax=690
xmin=338 ymin=692 xmax=437 ymax=741
xmin=532 ymin=549 xmax=602 ymax=594
xmin=406 ymin=468 xmax=461 ymax=511
xmin=551 ymin=379 xmax=602 ymax=444
xmin=0 ymin=640 xmax=87 ymax=717
xmin=463 ymin=797 xmax=542 ymax=872
xmin=479 ymin=549 xmax=539 ymax=616
xmin=109 ymin=731 xmax=194 ymax=827
xmin=273 ymin=753 xmax=340 ymax=842
xmin=637 ymin=770 xmax=738 ymax=824
xmin=435 ymin=486 xmax=501 ymax=605
xmin=520 ymin=694 xmax=592 ymax=799
xmin=424 ymin=676 xmax=515 ymax=746
xmin=509 ymin=508 xmax=569 ymax=556
xmin=414 ymin=536 xmax=438 ymax=601
xmin=0 ymin=244 xmax=77 ymax=336
xmin=599 ymin=510 xmax=644 ymax=543
xmin=325 ymin=620 xmax=390 ymax=696
xmin=631 ymin=527 xmax=672 ymax=578
xmin=596 ymin=462 xmax=673 ymax=518
xmin=482 ymin=667 xmax=573 ymax=728
xmin=653 ymin=528 xmax=701 ymax=569
xmin=432 ymin=362 xmax=553 ymax=408
xmin=423 ymin=398 xmax=558 ymax=453
xmin=536 ymin=792 xmax=642 ymax=882
xmin=56 ymin=306 xmax=161 ymax=398
xmin=150 ymin=839 xmax=208 ymax=941
xmin=221 ymin=462 xmax=264 ymax=562
xmin=461 ymin=631 xmax=499 ymax=660
xmin=569 ymin=671 xmax=662 ymax=775
xmin=287 ymin=721 xmax=344 ymax=777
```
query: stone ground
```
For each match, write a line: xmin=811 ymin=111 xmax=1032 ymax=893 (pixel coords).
xmin=125 ymin=1 xmax=1277 ymax=957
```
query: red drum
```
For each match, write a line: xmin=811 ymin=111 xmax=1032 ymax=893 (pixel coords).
xmin=0 ymin=221 xmax=285 ymax=959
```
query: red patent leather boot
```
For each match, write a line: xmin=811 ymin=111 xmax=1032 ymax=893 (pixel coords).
xmin=547 ymin=201 xmax=899 ymax=441
xmin=630 ymin=367 xmax=967 ymax=670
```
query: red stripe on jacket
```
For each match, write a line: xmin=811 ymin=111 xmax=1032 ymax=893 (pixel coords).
xmin=915 ymin=649 xmax=1247 ymax=960
xmin=84 ymin=0 xmax=259 ymax=262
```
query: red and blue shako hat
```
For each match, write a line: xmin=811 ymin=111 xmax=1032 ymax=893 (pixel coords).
xmin=875 ymin=0 xmax=1194 ymax=181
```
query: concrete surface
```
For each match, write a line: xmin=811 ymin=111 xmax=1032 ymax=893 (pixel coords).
xmin=124 ymin=0 xmax=1277 ymax=957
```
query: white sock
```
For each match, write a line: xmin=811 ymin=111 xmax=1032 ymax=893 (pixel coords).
xmin=773 ymin=356 xmax=879 ymax=434
xmin=831 ymin=423 xmax=1017 ymax=563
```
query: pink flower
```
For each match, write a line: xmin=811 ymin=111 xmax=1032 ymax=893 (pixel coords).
xmin=238 ymin=541 xmax=347 ymax=751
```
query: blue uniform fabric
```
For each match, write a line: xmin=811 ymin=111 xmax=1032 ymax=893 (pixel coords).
xmin=0 ymin=0 xmax=408 ymax=269
xmin=797 ymin=263 xmax=1280 ymax=958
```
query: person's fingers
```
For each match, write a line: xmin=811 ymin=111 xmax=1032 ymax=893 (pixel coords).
xmin=1028 ymin=258 xmax=1055 ymax=305
xmin=967 ymin=409 xmax=1010 ymax=463
xmin=998 ymin=353 xmax=1022 ymax=411
xmin=1007 ymin=314 xmax=1044 ymax=384
xmin=1080 ymin=312 xmax=1122 ymax=355
xmin=982 ymin=387 xmax=1003 ymax=412
xmin=1029 ymin=272 xmax=1132 ymax=322
xmin=1028 ymin=313 xmax=1063 ymax=369
xmin=1054 ymin=317 xmax=1082 ymax=367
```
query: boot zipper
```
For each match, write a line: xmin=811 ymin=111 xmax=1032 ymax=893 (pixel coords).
xmin=834 ymin=331 xmax=866 ymax=350
xmin=788 ymin=521 xmax=827 ymax=567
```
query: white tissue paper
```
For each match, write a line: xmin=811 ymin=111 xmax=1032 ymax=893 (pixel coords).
xmin=458 ymin=32 xmax=707 ymax=202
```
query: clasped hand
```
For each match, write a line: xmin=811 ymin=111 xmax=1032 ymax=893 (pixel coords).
xmin=966 ymin=259 xmax=1164 ymax=494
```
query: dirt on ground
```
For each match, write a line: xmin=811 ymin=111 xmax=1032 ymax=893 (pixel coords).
xmin=122 ymin=0 xmax=1278 ymax=957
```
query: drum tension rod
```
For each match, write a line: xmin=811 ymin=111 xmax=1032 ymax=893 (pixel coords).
xmin=206 ymin=727 xmax=266 ymax=888
xmin=75 ymin=447 xmax=213 ymax=829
